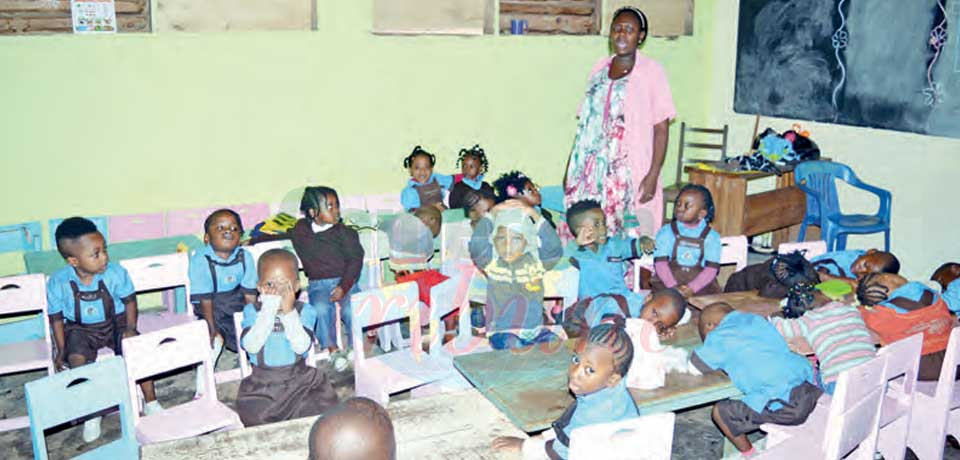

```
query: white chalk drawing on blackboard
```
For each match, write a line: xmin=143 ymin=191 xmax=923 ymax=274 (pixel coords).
xmin=924 ymin=0 xmax=948 ymax=105
xmin=953 ymin=1 xmax=960 ymax=73
xmin=831 ymin=0 xmax=849 ymax=121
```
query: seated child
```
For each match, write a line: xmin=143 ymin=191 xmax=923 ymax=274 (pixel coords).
xmin=493 ymin=319 xmax=640 ymax=459
xmin=188 ymin=209 xmax=258 ymax=354
xmin=857 ymin=272 xmax=957 ymax=381
xmin=412 ymin=205 xmax=442 ymax=238
xmin=932 ymin=261 xmax=960 ymax=291
xmin=565 ymin=199 xmax=655 ymax=300
xmin=468 ymin=199 xmax=563 ymax=348
xmin=290 ymin=186 xmax=364 ymax=371
xmin=448 ymin=145 xmax=494 ymax=210
xmin=493 ymin=170 xmax=555 ymax=227
xmin=400 ymin=146 xmax=453 ymax=211
xmin=563 ymin=288 xmax=687 ymax=340
xmin=46 ymin=217 xmax=162 ymax=442
xmin=237 ymin=249 xmax=339 ymax=427
xmin=652 ymin=184 xmax=723 ymax=297
xmin=725 ymin=247 xmax=899 ymax=295
xmin=308 ymin=397 xmax=396 ymax=460
xmin=462 ymin=188 xmax=496 ymax=229
xmin=769 ymin=301 xmax=876 ymax=395
xmin=386 ymin=212 xmax=453 ymax=337
xmin=692 ymin=303 xmax=821 ymax=458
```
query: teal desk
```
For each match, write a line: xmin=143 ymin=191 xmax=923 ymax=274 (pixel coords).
xmin=453 ymin=323 xmax=742 ymax=433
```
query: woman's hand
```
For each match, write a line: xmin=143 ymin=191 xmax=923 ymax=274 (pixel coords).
xmin=638 ymin=172 xmax=659 ymax=203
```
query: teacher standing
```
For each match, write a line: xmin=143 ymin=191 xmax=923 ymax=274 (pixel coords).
xmin=564 ymin=6 xmax=675 ymax=239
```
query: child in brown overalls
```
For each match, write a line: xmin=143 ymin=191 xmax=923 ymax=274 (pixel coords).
xmin=399 ymin=146 xmax=453 ymax=212
xmin=651 ymin=184 xmax=722 ymax=298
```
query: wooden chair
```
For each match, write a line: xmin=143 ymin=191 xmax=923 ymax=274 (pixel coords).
xmin=662 ymin=123 xmax=729 ymax=221
xmin=720 ymin=235 xmax=749 ymax=272
xmin=871 ymin=333 xmax=923 ymax=460
xmin=122 ymin=320 xmax=243 ymax=444
xmin=0 ymin=274 xmax=54 ymax=432
xmin=121 ymin=252 xmax=194 ymax=333
xmin=907 ymin=326 xmax=960 ymax=460
xmin=108 ymin=213 xmax=165 ymax=243
xmin=569 ymin=412 xmax=676 ymax=460
xmin=0 ymin=221 xmax=42 ymax=253
xmin=230 ymin=203 xmax=272 ymax=231
xmin=48 ymin=216 xmax=109 ymax=247
xmin=165 ymin=206 xmax=216 ymax=237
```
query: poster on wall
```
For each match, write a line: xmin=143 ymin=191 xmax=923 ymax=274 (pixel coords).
xmin=71 ymin=0 xmax=118 ymax=34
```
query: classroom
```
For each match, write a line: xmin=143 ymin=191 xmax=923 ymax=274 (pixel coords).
xmin=1 ymin=0 xmax=959 ymax=459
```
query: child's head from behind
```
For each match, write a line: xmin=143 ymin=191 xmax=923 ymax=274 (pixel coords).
xmin=55 ymin=217 xmax=108 ymax=277
xmin=640 ymin=288 xmax=687 ymax=332
xmin=493 ymin=171 xmax=540 ymax=207
xmin=456 ymin=145 xmax=489 ymax=180
xmin=569 ymin=319 xmax=634 ymax=396
xmin=856 ymin=272 xmax=908 ymax=307
xmin=257 ymin=249 xmax=300 ymax=294
xmin=203 ymin=209 xmax=243 ymax=255
xmin=674 ymin=184 xmax=714 ymax=225
xmin=463 ymin=188 xmax=496 ymax=226
xmin=300 ymin=186 xmax=341 ymax=226
xmin=412 ymin=206 xmax=442 ymax=238
xmin=932 ymin=262 xmax=960 ymax=290
xmin=308 ymin=397 xmax=396 ymax=460
xmin=403 ymin=146 xmax=436 ymax=184
xmin=698 ymin=302 xmax=733 ymax=341
xmin=566 ymin=199 xmax=607 ymax=246
xmin=851 ymin=250 xmax=900 ymax=278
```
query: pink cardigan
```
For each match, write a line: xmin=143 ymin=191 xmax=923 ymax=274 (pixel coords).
xmin=581 ymin=52 xmax=676 ymax=235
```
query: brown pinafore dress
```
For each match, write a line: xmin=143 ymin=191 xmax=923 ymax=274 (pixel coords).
xmin=64 ymin=280 xmax=128 ymax=360
xmin=236 ymin=302 xmax=339 ymax=427
xmin=196 ymin=251 xmax=248 ymax=352
xmin=650 ymin=222 xmax=721 ymax=295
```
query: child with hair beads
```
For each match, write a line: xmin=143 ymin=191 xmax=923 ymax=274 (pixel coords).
xmin=652 ymin=184 xmax=722 ymax=297
xmin=290 ymin=186 xmax=364 ymax=371
xmin=563 ymin=288 xmax=686 ymax=340
xmin=493 ymin=319 xmax=640 ymax=459
xmin=448 ymin=144 xmax=494 ymax=210
xmin=493 ymin=170 xmax=555 ymax=227
xmin=308 ymin=397 xmax=396 ymax=460
xmin=468 ymin=199 xmax=563 ymax=348
xmin=462 ymin=188 xmax=496 ymax=229
xmin=46 ymin=217 xmax=163 ymax=442
xmin=400 ymin=146 xmax=453 ymax=211
xmin=237 ymin=249 xmax=339 ymax=427
xmin=692 ymin=303 xmax=821 ymax=458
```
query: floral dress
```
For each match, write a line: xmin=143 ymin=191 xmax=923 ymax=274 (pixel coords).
xmin=564 ymin=66 xmax=639 ymax=239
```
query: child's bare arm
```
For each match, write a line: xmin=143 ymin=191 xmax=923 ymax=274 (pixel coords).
xmin=198 ymin=299 xmax=220 ymax=345
xmin=122 ymin=298 xmax=139 ymax=338
xmin=50 ymin=317 xmax=66 ymax=370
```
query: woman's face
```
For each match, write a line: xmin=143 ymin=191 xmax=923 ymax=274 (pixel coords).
xmin=609 ymin=12 xmax=645 ymax=57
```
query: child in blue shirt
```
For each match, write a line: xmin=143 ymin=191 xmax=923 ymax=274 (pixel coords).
xmin=448 ymin=145 xmax=494 ymax=210
xmin=237 ymin=249 xmax=339 ymax=427
xmin=400 ymin=146 xmax=453 ymax=211
xmin=652 ymin=184 xmax=723 ymax=297
xmin=692 ymin=303 xmax=821 ymax=458
xmin=563 ymin=288 xmax=687 ymax=340
xmin=932 ymin=262 xmax=960 ymax=293
xmin=46 ymin=217 xmax=162 ymax=442
xmin=812 ymin=249 xmax=900 ymax=288
xmin=493 ymin=319 xmax=640 ymax=459
xmin=493 ymin=170 xmax=555 ymax=227
xmin=188 ymin=209 xmax=258 ymax=353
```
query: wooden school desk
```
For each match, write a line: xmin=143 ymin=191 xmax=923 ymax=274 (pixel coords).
xmin=453 ymin=323 xmax=741 ymax=433
xmin=140 ymin=389 xmax=525 ymax=460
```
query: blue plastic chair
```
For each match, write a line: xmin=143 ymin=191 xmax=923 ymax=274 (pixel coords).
xmin=48 ymin=216 xmax=109 ymax=248
xmin=25 ymin=356 xmax=139 ymax=460
xmin=794 ymin=161 xmax=891 ymax=252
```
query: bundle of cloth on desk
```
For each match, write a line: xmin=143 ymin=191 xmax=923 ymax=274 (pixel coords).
xmin=725 ymin=127 xmax=822 ymax=174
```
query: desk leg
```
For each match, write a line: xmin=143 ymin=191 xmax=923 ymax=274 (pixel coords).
xmin=688 ymin=171 xmax=747 ymax=237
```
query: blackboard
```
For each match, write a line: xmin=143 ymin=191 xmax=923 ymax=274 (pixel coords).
xmin=734 ymin=0 xmax=960 ymax=138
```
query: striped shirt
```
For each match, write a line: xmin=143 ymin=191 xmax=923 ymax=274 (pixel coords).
xmin=770 ymin=302 xmax=876 ymax=384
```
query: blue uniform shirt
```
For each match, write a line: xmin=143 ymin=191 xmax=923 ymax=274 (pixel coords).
xmin=653 ymin=219 xmax=722 ymax=268
xmin=47 ymin=263 xmax=136 ymax=323
xmin=945 ymin=279 xmax=960 ymax=313
xmin=461 ymin=174 xmax=485 ymax=190
xmin=188 ymin=245 xmax=258 ymax=302
xmin=241 ymin=303 xmax=318 ymax=367
xmin=880 ymin=281 xmax=942 ymax=314
xmin=400 ymin=173 xmax=453 ymax=210
xmin=810 ymin=250 xmax=864 ymax=278
xmin=693 ymin=311 xmax=814 ymax=413
xmin=583 ymin=292 xmax=648 ymax=328
xmin=551 ymin=380 xmax=639 ymax=459
xmin=565 ymin=236 xmax=641 ymax=298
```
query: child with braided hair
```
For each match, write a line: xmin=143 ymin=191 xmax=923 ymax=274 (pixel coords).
xmin=400 ymin=145 xmax=453 ymax=211
xmin=493 ymin=318 xmax=640 ymax=459
xmin=651 ymin=184 xmax=722 ymax=297
xmin=493 ymin=170 xmax=555 ymax=227
xmin=448 ymin=144 xmax=494 ymax=210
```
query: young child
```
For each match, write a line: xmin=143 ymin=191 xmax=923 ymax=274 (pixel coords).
xmin=237 ymin=249 xmax=339 ymax=427
xmin=412 ymin=205 xmax=442 ymax=238
xmin=725 ymin=247 xmax=900 ymax=295
xmin=857 ymin=272 xmax=957 ymax=381
xmin=565 ymin=199 xmax=655 ymax=300
xmin=563 ymin=288 xmax=687 ymax=340
xmin=692 ymin=303 xmax=821 ymax=458
xmin=308 ymin=397 xmax=396 ymax=460
xmin=769 ymin=302 xmax=876 ymax=395
xmin=931 ymin=262 xmax=960 ymax=291
xmin=652 ymin=184 xmax=722 ymax=297
xmin=290 ymin=186 xmax=364 ymax=370
xmin=492 ymin=319 xmax=640 ymax=459
xmin=400 ymin=146 xmax=453 ymax=211
xmin=493 ymin=170 xmax=555 ymax=227
xmin=448 ymin=145 xmax=494 ymax=210
xmin=188 ymin=209 xmax=258 ymax=354
xmin=462 ymin=188 xmax=496 ymax=229
xmin=45 ymin=217 xmax=162 ymax=442
xmin=468 ymin=199 xmax=563 ymax=348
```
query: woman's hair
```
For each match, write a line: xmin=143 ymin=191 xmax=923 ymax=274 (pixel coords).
xmin=456 ymin=144 xmax=489 ymax=174
xmin=856 ymin=273 xmax=890 ymax=307
xmin=203 ymin=208 xmax=244 ymax=235
xmin=612 ymin=6 xmax=648 ymax=34
xmin=299 ymin=186 xmax=340 ymax=216
xmin=587 ymin=317 xmax=634 ymax=377
xmin=492 ymin=170 xmax=532 ymax=203
xmin=565 ymin=199 xmax=603 ymax=237
xmin=403 ymin=145 xmax=436 ymax=169
xmin=678 ymin=184 xmax=716 ymax=223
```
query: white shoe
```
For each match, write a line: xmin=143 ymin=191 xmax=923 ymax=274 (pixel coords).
xmin=82 ymin=417 xmax=101 ymax=443
xmin=315 ymin=348 xmax=331 ymax=362
xmin=144 ymin=400 xmax=164 ymax=416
